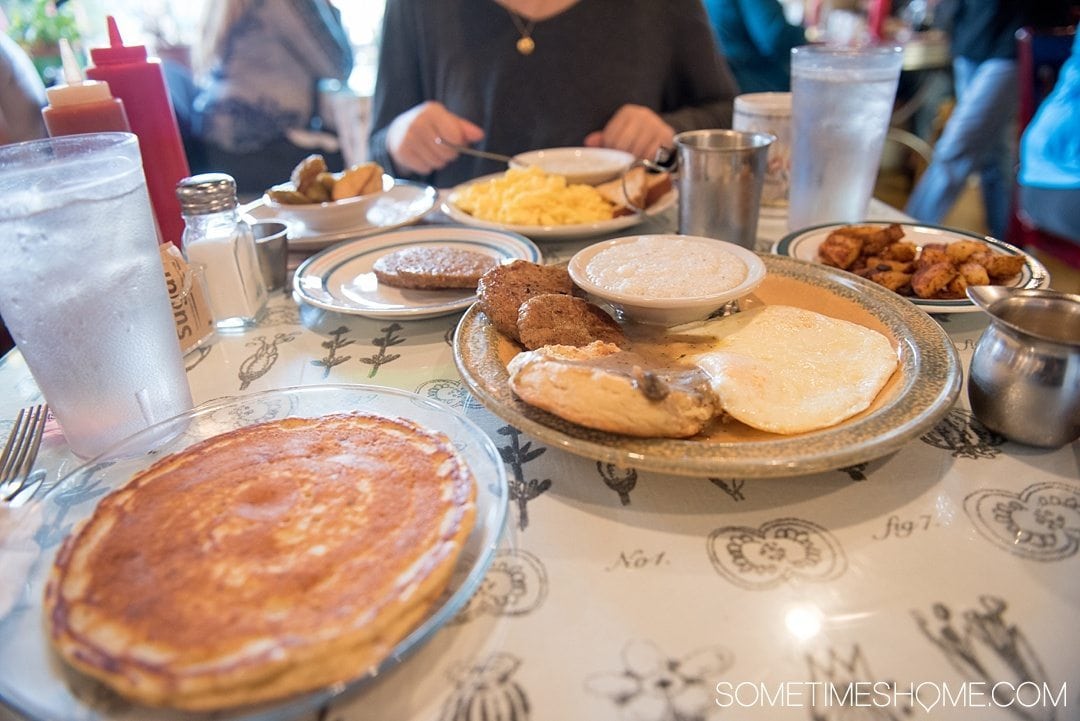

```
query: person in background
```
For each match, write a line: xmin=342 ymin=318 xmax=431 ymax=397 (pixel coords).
xmin=702 ymin=0 xmax=806 ymax=93
xmin=369 ymin=0 xmax=737 ymax=188
xmin=0 ymin=17 xmax=46 ymax=354
xmin=1018 ymin=31 xmax=1080 ymax=244
xmin=169 ymin=0 xmax=354 ymax=194
xmin=904 ymin=0 xmax=1075 ymax=240
xmin=0 ymin=32 xmax=47 ymax=146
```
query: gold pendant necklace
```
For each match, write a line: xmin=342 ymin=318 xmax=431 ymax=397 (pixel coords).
xmin=507 ymin=10 xmax=537 ymax=55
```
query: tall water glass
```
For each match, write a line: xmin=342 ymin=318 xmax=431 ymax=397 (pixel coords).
xmin=787 ymin=45 xmax=903 ymax=231
xmin=0 ymin=133 xmax=193 ymax=458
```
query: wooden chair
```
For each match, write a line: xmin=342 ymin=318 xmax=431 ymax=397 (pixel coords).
xmin=1007 ymin=24 xmax=1079 ymax=267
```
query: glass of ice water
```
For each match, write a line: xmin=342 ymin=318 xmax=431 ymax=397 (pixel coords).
xmin=787 ymin=44 xmax=903 ymax=231
xmin=0 ymin=133 xmax=193 ymax=458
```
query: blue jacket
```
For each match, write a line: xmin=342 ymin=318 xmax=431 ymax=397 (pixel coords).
xmin=1020 ymin=33 xmax=1080 ymax=190
xmin=703 ymin=0 xmax=805 ymax=93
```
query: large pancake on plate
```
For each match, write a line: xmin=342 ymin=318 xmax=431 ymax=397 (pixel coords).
xmin=44 ymin=413 xmax=476 ymax=710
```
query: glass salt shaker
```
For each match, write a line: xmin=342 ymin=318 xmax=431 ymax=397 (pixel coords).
xmin=176 ymin=173 xmax=267 ymax=330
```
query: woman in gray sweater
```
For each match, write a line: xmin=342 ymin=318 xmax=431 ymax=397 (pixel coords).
xmin=369 ymin=0 xmax=738 ymax=187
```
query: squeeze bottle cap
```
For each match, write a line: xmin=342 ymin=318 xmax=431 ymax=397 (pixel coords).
xmin=89 ymin=16 xmax=148 ymax=66
xmin=46 ymin=39 xmax=114 ymax=106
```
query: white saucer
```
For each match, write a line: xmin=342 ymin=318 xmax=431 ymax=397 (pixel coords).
xmin=243 ymin=180 xmax=438 ymax=251
xmin=293 ymin=225 xmax=542 ymax=319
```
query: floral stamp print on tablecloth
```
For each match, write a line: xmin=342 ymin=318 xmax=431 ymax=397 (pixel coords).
xmin=921 ymin=408 xmax=1007 ymax=460
xmin=805 ymin=644 xmax=912 ymax=720
xmin=707 ymin=518 xmax=847 ymax=590
xmin=585 ymin=639 xmax=733 ymax=721
xmin=416 ymin=378 xmax=483 ymax=411
xmin=964 ymin=482 xmax=1080 ymax=561
xmin=450 ymin=549 xmax=548 ymax=625
xmin=439 ymin=653 xmax=530 ymax=721
xmin=913 ymin=595 xmax=1055 ymax=721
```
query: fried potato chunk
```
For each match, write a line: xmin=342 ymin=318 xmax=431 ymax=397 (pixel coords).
xmin=911 ymin=262 xmax=957 ymax=299
xmin=957 ymin=261 xmax=990 ymax=287
xmin=917 ymin=243 xmax=950 ymax=269
xmin=945 ymin=240 xmax=986 ymax=265
xmin=883 ymin=242 xmax=918 ymax=262
xmin=865 ymin=270 xmax=912 ymax=294
xmin=819 ymin=232 xmax=863 ymax=269
xmin=978 ymin=252 xmax=1025 ymax=280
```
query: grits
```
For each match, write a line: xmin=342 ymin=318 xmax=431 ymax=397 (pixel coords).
xmin=585 ymin=236 xmax=748 ymax=298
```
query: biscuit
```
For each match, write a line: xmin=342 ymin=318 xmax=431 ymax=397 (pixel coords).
xmin=507 ymin=341 xmax=717 ymax=438
xmin=517 ymin=293 xmax=627 ymax=350
xmin=373 ymin=246 xmax=498 ymax=290
xmin=332 ymin=161 xmax=383 ymax=200
xmin=477 ymin=260 xmax=574 ymax=342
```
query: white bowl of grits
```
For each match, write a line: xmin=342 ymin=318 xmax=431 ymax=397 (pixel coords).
xmin=568 ymin=234 xmax=766 ymax=326
xmin=510 ymin=147 xmax=635 ymax=185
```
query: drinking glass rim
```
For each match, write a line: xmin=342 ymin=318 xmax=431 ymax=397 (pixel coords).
xmin=791 ymin=44 xmax=903 ymax=59
xmin=0 ymin=131 xmax=137 ymax=165
xmin=674 ymin=129 xmax=776 ymax=151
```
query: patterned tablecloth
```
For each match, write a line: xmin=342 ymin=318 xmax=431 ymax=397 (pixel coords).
xmin=0 ymin=201 xmax=1077 ymax=721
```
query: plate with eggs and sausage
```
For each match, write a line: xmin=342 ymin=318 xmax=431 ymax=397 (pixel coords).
xmin=453 ymin=242 xmax=961 ymax=478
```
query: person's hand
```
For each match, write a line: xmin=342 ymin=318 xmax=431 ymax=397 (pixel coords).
xmin=583 ymin=104 xmax=675 ymax=160
xmin=386 ymin=101 xmax=484 ymax=175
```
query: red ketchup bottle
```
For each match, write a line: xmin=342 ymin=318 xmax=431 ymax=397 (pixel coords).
xmin=43 ymin=39 xmax=131 ymax=136
xmin=86 ymin=17 xmax=190 ymax=249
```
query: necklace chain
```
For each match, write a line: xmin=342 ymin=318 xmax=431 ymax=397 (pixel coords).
xmin=506 ymin=10 xmax=536 ymax=55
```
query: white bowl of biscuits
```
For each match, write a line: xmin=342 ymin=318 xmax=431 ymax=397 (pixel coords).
xmin=264 ymin=154 xmax=391 ymax=232
xmin=568 ymin=234 xmax=767 ymax=326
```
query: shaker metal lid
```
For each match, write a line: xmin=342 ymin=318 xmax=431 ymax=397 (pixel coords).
xmin=176 ymin=173 xmax=238 ymax=214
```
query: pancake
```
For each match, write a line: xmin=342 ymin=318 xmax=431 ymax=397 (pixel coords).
xmin=690 ymin=305 xmax=898 ymax=434
xmin=44 ymin=413 xmax=476 ymax=710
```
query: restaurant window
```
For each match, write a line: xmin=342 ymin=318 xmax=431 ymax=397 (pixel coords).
xmin=2 ymin=0 xmax=385 ymax=94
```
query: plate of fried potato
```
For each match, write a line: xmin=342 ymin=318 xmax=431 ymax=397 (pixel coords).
xmin=442 ymin=166 xmax=675 ymax=241
xmin=773 ymin=222 xmax=1050 ymax=313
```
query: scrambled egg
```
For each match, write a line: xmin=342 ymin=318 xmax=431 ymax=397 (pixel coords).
xmin=451 ymin=166 xmax=615 ymax=225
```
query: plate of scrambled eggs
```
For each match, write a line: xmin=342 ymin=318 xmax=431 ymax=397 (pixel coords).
xmin=443 ymin=166 xmax=675 ymax=240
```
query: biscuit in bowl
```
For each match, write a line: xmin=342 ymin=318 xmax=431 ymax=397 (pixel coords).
xmin=44 ymin=413 xmax=476 ymax=710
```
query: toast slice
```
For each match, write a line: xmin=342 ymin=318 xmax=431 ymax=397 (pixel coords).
xmin=595 ymin=166 xmax=672 ymax=216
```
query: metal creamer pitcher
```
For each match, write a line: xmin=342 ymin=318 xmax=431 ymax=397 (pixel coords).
xmin=967 ymin=286 xmax=1080 ymax=447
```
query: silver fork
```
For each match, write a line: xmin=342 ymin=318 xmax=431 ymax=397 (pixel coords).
xmin=0 ymin=404 xmax=48 ymax=503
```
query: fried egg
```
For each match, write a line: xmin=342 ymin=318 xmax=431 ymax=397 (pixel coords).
xmin=689 ymin=305 xmax=898 ymax=434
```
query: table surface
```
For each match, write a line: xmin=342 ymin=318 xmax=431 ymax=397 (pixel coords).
xmin=0 ymin=200 xmax=1077 ymax=721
